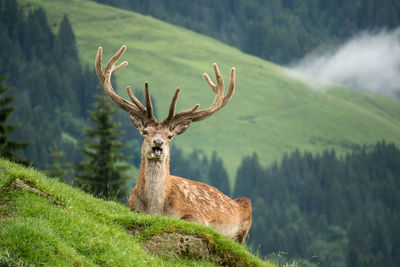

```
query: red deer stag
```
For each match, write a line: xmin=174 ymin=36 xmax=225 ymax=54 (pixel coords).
xmin=95 ymin=46 xmax=252 ymax=244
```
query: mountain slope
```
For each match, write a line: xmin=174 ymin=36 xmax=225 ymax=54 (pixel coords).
xmin=0 ymin=158 xmax=272 ymax=266
xmin=19 ymin=0 xmax=400 ymax=180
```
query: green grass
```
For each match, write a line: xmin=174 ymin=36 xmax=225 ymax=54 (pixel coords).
xmin=19 ymin=0 xmax=400 ymax=183
xmin=0 ymin=158 xmax=274 ymax=266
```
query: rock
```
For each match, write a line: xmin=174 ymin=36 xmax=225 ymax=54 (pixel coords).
xmin=142 ymin=232 xmax=210 ymax=260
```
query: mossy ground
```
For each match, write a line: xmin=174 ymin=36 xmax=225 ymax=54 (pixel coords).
xmin=0 ymin=158 xmax=274 ymax=266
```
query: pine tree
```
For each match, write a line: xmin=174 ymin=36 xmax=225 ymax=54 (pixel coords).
xmin=208 ymin=151 xmax=231 ymax=196
xmin=75 ymin=94 xmax=130 ymax=201
xmin=0 ymin=75 xmax=29 ymax=164
xmin=55 ymin=14 xmax=78 ymax=60
xmin=45 ymin=145 xmax=71 ymax=180
xmin=23 ymin=8 xmax=55 ymax=62
xmin=53 ymin=14 xmax=81 ymax=112
xmin=234 ymin=152 xmax=263 ymax=201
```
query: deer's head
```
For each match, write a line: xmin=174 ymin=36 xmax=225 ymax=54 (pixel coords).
xmin=95 ymin=46 xmax=235 ymax=161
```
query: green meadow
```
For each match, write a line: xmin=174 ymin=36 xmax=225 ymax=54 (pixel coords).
xmin=19 ymin=0 xmax=400 ymax=181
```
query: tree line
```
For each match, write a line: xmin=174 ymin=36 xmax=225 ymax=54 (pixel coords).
xmin=92 ymin=0 xmax=400 ymax=64
xmin=234 ymin=142 xmax=400 ymax=266
xmin=0 ymin=0 xmax=99 ymax=170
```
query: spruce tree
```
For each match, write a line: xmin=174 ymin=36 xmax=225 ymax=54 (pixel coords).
xmin=234 ymin=152 xmax=263 ymax=200
xmin=208 ymin=151 xmax=231 ymax=196
xmin=45 ymin=145 xmax=71 ymax=180
xmin=75 ymin=94 xmax=130 ymax=201
xmin=55 ymin=14 xmax=78 ymax=60
xmin=53 ymin=14 xmax=81 ymax=112
xmin=0 ymin=75 xmax=29 ymax=164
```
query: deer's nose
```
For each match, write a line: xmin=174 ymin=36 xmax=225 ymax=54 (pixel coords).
xmin=153 ymin=139 xmax=164 ymax=147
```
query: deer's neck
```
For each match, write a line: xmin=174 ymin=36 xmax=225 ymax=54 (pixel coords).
xmin=137 ymin=154 xmax=171 ymax=214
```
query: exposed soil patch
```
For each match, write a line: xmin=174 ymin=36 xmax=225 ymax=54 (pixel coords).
xmin=142 ymin=232 xmax=211 ymax=261
xmin=125 ymin=224 xmax=147 ymax=236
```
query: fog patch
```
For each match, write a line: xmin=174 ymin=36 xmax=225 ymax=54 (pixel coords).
xmin=289 ymin=28 xmax=400 ymax=99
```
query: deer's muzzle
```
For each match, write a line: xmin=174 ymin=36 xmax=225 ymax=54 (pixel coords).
xmin=152 ymin=146 xmax=163 ymax=158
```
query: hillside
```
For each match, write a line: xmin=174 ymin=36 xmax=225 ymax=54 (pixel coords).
xmin=0 ymin=158 xmax=273 ymax=266
xmin=19 ymin=0 xmax=400 ymax=180
xmin=91 ymin=0 xmax=400 ymax=65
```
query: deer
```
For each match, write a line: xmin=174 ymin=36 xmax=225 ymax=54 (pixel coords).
xmin=95 ymin=45 xmax=252 ymax=244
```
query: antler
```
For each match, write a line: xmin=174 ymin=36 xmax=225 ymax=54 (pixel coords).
xmin=95 ymin=46 xmax=235 ymax=130
xmin=162 ymin=63 xmax=235 ymax=127
xmin=95 ymin=45 xmax=156 ymax=122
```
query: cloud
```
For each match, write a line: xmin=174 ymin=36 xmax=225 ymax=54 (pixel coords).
xmin=289 ymin=28 xmax=400 ymax=98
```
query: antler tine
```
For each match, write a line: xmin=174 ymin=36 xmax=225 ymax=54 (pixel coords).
xmin=164 ymin=88 xmax=180 ymax=122
xmin=144 ymin=82 xmax=156 ymax=120
xmin=203 ymin=63 xmax=225 ymax=94
xmin=95 ymin=46 xmax=147 ymax=118
xmin=220 ymin=67 xmax=235 ymax=109
xmin=104 ymin=46 xmax=127 ymax=75
xmin=127 ymin=86 xmax=146 ymax=112
xmin=95 ymin=47 xmax=105 ymax=84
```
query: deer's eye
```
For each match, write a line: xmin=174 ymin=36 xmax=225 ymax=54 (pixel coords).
xmin=142 ymin=130 xmax=148 ymax=135
xmin=168 ymin=135 xmax=173 ymax=139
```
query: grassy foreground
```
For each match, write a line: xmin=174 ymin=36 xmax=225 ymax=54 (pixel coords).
xmin=0 ymin=158 xmax=273 ymax=266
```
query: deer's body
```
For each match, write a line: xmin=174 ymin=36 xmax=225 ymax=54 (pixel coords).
xmin=129 ymin=145 xmax=252 ymax=243
xmin=95 ymin=46 xmax=252 ymax=244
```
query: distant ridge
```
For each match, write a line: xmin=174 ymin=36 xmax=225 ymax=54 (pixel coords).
xmin=19 ymin=0 xmax=400 ymax=180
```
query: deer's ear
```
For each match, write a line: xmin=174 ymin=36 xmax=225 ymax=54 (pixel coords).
xmin=129 ymin=113 xmax=146 ymax=130
xmin=170 ymin=121 xmax=191 ymax=136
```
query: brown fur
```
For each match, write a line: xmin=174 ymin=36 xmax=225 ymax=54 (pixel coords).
xmin=126 ymin=123 xmax=252 ymax=244
xmin=129 ymin=138 xmax=252 ymax=244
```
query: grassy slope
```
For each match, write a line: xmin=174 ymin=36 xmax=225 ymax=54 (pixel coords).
xmin=20 ymin=0 xmax=400 ymax=181
xmin=0 ymin=158 xmax=273 ymax=266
